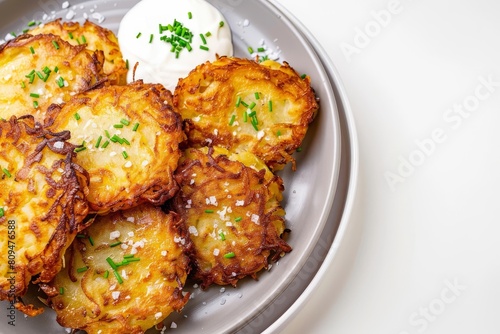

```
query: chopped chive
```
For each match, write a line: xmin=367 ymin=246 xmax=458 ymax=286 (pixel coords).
xmin=0 ymin=208 xmax=4 ymax=218
xmin=257 ymin=47 xmax=266 ymax=52
xmin=229 ymin=114 xmax=236 ymax=126
xmin=254 ymin=92 xmax=260 ymax=100
xmin=188 ymin=11 xmax=193 ymax=19
xmin=52 ymin=40 xmax=60 ymax=49
xmin=95 ymin=136 xmax=102 ymax=148
xmin=77 ymin=234 xmax=86 ymax=238
xmin=205 ymin=209 xmax=214 ymax=213
xmin=200 ymin=45 xmax=209 ymax=51
xmin=106 ymin=257 xmax=117 ymax=270
xmin=120 ymin=118 xmax=130 ymax=126
xmin=101 ymin=140 xmax=110 ymax=149
xmin=56 ymin=77 xmax=65 ymax=88
xmin=125 ymin=257 xmax=140 ymax=262
xmin=105 ymin=130 xmax=111 ymax=138
xmin=243 ymin=111 xmax=248 ymax=123
xmin=54 ymin=66 xmax=59 ymax=73
xmin=113 ymin=124 xmax=124 ymax=128
xmin=36 ymin=71 xmax=44 ymax=80
xmin=103 ymin=270 xmax=109 ymax=278
xmin=59 ymin=287 xmax=64 ymax=295
xmin=200 ymin=33 xmax=207 ymax=44
xmin=29 ymin=46 xmax=35 ymax=54
xmin=268 ymin=100 xmax=273 ymax=112
xmin=136 ymin=32 xmax=142 ymax=38
xmin=76 ymin=266 xmax=88 ymax=273
xmin=122 ymin=151 xmax=129 ymax=159
xmin=219 ymin=232 xmax=226 ymax=241
xmin=74 ymin=113 xmax=81 ymax=120
xmin=2 ymin=168 xmax=12 ymax=178
xmin=28 ymin=20 xmax=36 ymax=27
xmin=88 ymin=236 xmax=94 ymax=246
xmin=33 ymin=101 xmax=39 ymax=109
xmin=224 ymin=252 xmax=235 ymax=258
xmin=149 ymin=34 xmax=154 ymax=43
xmin=30 ymin=92 xmax=40 ymax=98
xmin=277 ymin=130 xmax=282 ymax=137
xmin=113 ymin=270 xmax=123 ymax=284
xmin=110 ymin=241 xmax=122 ymax=248
xmin=110 ymin=135 xmax=122 ymax=144
xmin=247 ymin=46 xmax=254 ymax=54
xmin=132 ymin=122 xmax=140 ymax=131
xmin=81 ymin=35 xmax=87 ymax=44
xmin=68 ymin=32 xmax=74 ymax=39
xmin=219 ymin=21 xmax=224 ymax=27
xmin=235 ymin=96 xmax=241 ymax=107
xmin=296 ymin=147 xmax=303 ymax=152
xmin=249 ymin=102 xmax=256 ymax=110
xmin=122 ymin=137 xmax=130 ymax=145
xmin=123 ymin=254 xmax=135 ymax=259
xmin=251 ymin=122 xmax=259 ymax=131
xmin=205 ymin=31 xmax=212 ymax=37
xmin=235 ymin=217 xmax=242 ymax=222
xmin=240 ymin=100 xmax=249 ymax=108
xmin=20 ymin=81 xmax=26 ymax=88
xmin=301 ymin=73 xmax=307 ymax=79
xmin=74 ymin=146 xmax=87 ymax=153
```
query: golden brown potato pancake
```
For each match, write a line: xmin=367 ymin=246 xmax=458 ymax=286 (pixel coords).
xmin=44 ymin=81 xmax=185 ymax=215
xmin=0 ymin=115 xmax=89 ymax=315
xmin=30 ymin=19 xmax=127 ymax=85
xmin=170 ymin=146 xmax=292 ymax=288
xmin=41 ymin=204 xmax=191 ymax=334
xmin=0 ymin=33 xmax=105 ymax=121
xmin=174 ymin=56 xmax=318 ymax=171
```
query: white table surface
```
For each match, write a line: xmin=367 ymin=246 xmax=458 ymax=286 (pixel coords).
xmin=277 ymin=0 xmax=500 ymax=333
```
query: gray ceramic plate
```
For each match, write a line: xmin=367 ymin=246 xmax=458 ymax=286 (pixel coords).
xmin=0 ymin=1 xmax=356 ymax=333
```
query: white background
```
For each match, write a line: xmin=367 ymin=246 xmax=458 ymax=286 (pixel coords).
xmin=278 ymin=0 xmax=500 ymax=333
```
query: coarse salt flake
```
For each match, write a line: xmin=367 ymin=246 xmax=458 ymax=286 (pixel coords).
xmin=251 ymin=214 xmax=260 ymax=224
xmin=62 ymin=1 xmax=70 ymax=9
xmin=161 ymin=250 xmax=168 ymax=256
xmin=66 ymin=9 xmax=76 ymax=20
xmin=188 ymin=226 xmax=199 ymax=236
xmin=213 ymin=248 xmax=220 ymax=256
xmin=111 ymin=291 xmax=120 ymax=300
xmin=235 ymin=200 xmax=245 ymax=207
xmin=109 ymin=231 xmax=120 ymax=240
xmin=155 ymin=312 xmax=163 ymax=320
xmin=170 ymin=322 xmax=177 ymax=329
xmin=54 ymin=141 xmax=64 ymax=149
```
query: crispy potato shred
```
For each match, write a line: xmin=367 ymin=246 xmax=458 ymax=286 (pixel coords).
xmin=174 ymin=56 xmax=318 ymax=171
xmin=29 ymin=19 xmax=128 ymax=85
xmin=0 ymin=17 xmax=318 ymax=334
xmin=41 ymin=205 xmax=191 ymax=334
xmin=44 ymin=82 xmax=185 ymax=215
xmin=170 ymin=147 xmax=292 ymax=288
xmin=0 ymin=33 xmax=105 ymax=121
xmin=0 ymin=116 xmax=90 ymax=314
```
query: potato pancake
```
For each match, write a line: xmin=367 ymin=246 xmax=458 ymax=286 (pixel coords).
xmin=173 ymin=56 xmax=318 ymax=171
xmin=0 ymin=33 xmax=105 ymax=121
xmin=44 ymin=81 xmax=185 ymax=215
xmin=30 ymin=19 xmax=127 ymax=85
xmin=0 ymin=116 xmax=89 ymax=315
xmin=41 ymin=204 xmax=191 ymax=334
xmin=170 ymin=146 xmax=292 ymax=288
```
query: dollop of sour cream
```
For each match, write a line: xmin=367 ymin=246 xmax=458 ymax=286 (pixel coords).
xmin=118 ymin=0 xmax=233 ymax=92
